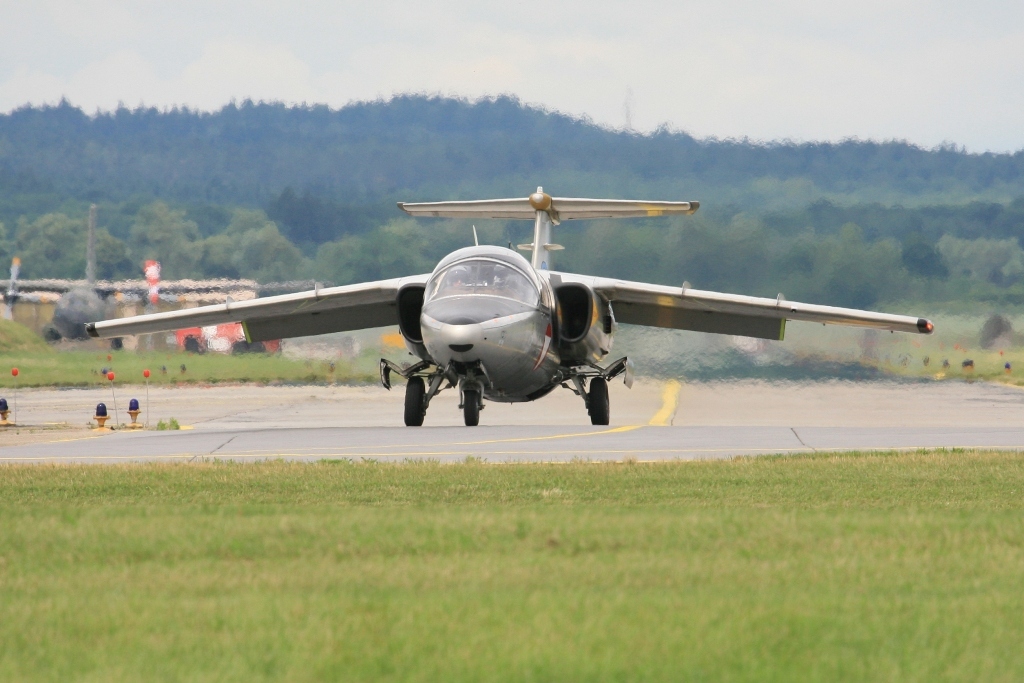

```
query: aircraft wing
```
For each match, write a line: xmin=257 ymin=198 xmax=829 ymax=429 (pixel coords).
xmin=87 ymin=275 xmax=430 ymax=341
xmin=399 ymin=197 xmax=698 ymax=220
xmin=551 ymin=272 xmax=933 ymax=340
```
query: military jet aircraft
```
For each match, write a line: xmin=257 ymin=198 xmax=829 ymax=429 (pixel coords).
xmin=88 ymin=188 xmax=934 ymax=426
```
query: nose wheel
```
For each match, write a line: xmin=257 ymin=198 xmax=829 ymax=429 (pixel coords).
xmin=404 ymin=377 xmax=426 ymax=426
xmin=588 ymin=377 xmax=610 ymax=425
xmin=462 ymin=389 xmax=481 ymax=426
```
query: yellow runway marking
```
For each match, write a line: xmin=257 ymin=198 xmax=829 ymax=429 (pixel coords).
xmin=648 ymin=380 xmax=681 ymax=426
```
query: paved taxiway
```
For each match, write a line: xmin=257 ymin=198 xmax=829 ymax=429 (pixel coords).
xmin=2 ymin=378 xmax=1023 ymax=462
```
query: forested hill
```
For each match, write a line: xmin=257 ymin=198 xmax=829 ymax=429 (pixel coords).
xmin=5 ymin=96 xmax=1024 ymax=310
xmin=2 ymin=96 xmax=1024 ymax=213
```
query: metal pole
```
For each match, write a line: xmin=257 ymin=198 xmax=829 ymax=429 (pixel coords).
xmin=145 ymin=378 xmax=150 ymax=428
xmin=110 ymin=380 xmax=120 ymax=428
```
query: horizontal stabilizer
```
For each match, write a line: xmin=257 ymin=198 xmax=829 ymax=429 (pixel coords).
xmin=399 ymin=197 xmax=698 ymax=221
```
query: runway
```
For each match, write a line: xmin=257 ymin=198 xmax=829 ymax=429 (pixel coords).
xmin=2 ymin=378 xmax=1024 ymax=462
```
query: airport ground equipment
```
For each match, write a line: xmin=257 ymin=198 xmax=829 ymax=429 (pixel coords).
xmin=88 ymin=188 xmax=934 ymax=427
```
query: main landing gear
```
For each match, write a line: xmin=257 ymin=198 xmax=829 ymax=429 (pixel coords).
xmin=404 ymin=376 xmax=426 ymax=427
xmin=587 ymin=377 xmax=610 ymax=425
xmin=564 ymin=356 xmax=633 ymax=426
xmin=382 ymin=359 xmax=444 ymax=427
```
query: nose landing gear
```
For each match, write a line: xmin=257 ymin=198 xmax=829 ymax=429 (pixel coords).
xmin=461 ymin=388 xmax=481 ymax=426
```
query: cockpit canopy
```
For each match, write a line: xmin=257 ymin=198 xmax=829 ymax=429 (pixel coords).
xmin=426 ymin=258 xmax=539 ymax=306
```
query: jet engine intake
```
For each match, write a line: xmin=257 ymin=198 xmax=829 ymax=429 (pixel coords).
xmin=397 ymin=285 xmax=429 ymax=358
xmin=555 ymin=283 xmax=614 ymax=364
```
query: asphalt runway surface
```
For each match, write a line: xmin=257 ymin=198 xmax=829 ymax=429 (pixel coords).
xmin=2 ymin=378 xmax=1024 ymax=463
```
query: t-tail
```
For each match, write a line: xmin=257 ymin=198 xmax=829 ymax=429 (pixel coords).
xmin=398 ymin=188 xmax=698 ymax=271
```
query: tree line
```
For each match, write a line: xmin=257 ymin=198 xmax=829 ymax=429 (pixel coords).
xmin=2 ymin=96 xmax=1024 ymax=216
xmin=4 ymin=197 xmax=1024 ymax=310
xmin=3 ymin=95 xmax=1024 ymax=310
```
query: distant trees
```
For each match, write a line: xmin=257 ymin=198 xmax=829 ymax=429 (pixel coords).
xmin=9 ymin=195 xmax=1024 ymax=308
xmin=2 ymin=97 xmax=1023 ymax=216
xmin=129 ymin=203 xmax=203 ymax=279
xmin=14 ymin=214 xmax=86 ymax=279
xmin=2 ymin=96 xmax=1024 ymax=307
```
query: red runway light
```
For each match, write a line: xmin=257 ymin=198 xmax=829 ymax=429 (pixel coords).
xmin=107 ymin=372 xmax=115 ymax=381
xmin=11 ymin=368 xmax=18 ymax=377
xmin=143 ymin=369 xmax=151 ymax=378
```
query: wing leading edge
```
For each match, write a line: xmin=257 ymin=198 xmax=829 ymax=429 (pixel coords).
xmin=551 ymin=272 xmax=933 ymax=340
xmin=86 ymin=275 xmax=430 ymax=341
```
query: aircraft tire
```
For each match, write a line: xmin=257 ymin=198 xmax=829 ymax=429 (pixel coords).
xmin=588 ymin=378 xmax=610 ymax=425
xmin=404 ymin=377 xmax=426 ymax=427
xmin=463 ymin=389 xmax=480 ymax=427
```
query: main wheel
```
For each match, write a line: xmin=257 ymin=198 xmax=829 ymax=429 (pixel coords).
xmin=463 ymin=389 xmax=480 ymax=427
xmin=588 ymin=377 xmax=610 ymax=425
xmin=404 ymin=377 xmax=426 ymax=426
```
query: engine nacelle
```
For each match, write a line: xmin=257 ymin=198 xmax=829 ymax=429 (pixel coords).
xmin=554 ymin=283 xmax=615 ymax=364
xmin=397 ymin=284 xmax=430 ymax=360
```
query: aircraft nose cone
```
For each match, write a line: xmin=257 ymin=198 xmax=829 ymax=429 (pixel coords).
xmin=440 ymin=322 xmax=483 ymax=349
xmin=429 ymin=321 xmax=485 ymax=362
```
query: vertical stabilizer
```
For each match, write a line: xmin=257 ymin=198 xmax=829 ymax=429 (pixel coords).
xmin=524 ymin=187 xmax=565 ymax=271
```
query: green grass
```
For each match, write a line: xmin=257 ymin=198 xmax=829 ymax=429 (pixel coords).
xmin=1 ymin=452 xmax=1023 ymax=681
xmin=0 ymin=318 xmax=52 ymax=354
xmin=0 ymin=349 xmax=379 ymax=388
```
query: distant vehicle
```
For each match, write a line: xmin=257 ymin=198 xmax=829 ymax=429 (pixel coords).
xmin=89 ymin=188 xmax=934 ymax=426
xmin=175 ymin=323 xmax=281 ymax=354
xmin=3 ymin=254 xmax=115 ymax=341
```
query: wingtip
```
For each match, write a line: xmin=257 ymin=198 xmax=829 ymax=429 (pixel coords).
xmin=689 ymin=201 xmax=700 ymax=213
xmin=917 ymin=318 xmax=934 ymax=334
xmin=396 ymin=202 xmax=409 ymax=214
xmin=85 ymin=322 xmax=99 ymax=338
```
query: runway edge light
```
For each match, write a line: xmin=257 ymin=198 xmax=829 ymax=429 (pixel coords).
xmin=127 ymin=398 xmax=143 ymax=429
xmin=94 ymin=402 xmax=111 ymax=431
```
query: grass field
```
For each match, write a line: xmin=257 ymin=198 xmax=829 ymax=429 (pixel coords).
xmin=1 ymin=452 xmax=1023 ymax=681
xmin=0 ymin=349 xmax=379 ymax=389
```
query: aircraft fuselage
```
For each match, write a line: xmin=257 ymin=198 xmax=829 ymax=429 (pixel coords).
xmin=415 ymin=246 xmax=565 ymax=402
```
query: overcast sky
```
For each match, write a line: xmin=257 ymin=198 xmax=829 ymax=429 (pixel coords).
xmin=1 ymin=0 xmax=1021 ymax=152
